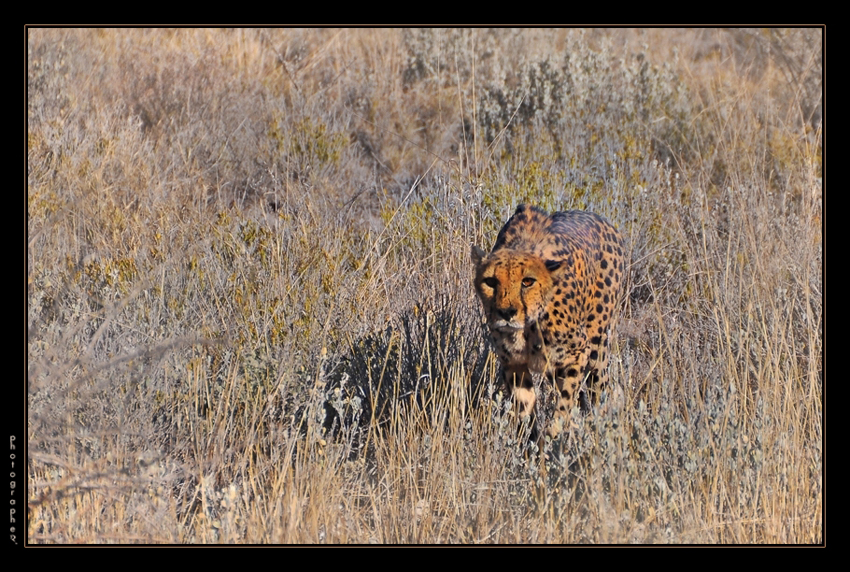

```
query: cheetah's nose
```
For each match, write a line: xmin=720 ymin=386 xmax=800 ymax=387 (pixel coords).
xmin=498 ymin=307 xmax=517 ymax=320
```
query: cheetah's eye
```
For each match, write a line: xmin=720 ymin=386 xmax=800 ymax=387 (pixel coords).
xmin=522 ymin=277 xmax=536 ymax=288
xmin=483 ymin=277 xmax=498 ymax=289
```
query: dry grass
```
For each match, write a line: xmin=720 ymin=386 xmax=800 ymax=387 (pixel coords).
xmin=27 ymin=27 xmax=822 ymax=544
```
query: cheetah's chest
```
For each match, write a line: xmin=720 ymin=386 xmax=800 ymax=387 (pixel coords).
xmin=490 ymin=318 xmax=563 ymax=373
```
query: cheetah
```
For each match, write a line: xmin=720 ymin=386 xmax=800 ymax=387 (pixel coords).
xmin=472 ymin=204 xmax=625 ymax=441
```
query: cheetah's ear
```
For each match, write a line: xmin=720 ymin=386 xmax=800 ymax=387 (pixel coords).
xmin=471 ymin=245 xmax=488 ymax=266
xmin=544 ymin=259 xmax=562 ymax=272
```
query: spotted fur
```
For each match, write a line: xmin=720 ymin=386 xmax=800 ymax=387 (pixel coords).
xmin=472 ymin=204 xmax=625 ymax=440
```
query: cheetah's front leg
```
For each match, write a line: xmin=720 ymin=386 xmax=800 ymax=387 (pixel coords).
xmin=582 ymin=328 xmax=611 ymax=410
xmin=503 ymin=363 xmax=539 ymax=435
xmin=547 ymin=350 xmax=590 ymax=439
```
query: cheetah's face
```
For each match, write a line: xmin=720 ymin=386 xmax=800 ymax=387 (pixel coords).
xmin=472 ymin=247 xmax=560 ymax=333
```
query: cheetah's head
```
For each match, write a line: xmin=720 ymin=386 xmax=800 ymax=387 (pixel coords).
xmin=471 ymin=246 xmax=562 ymax=333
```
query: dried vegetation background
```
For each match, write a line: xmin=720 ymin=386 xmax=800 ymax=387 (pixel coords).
xmin=27 ymin=28 xmax=822 ymax=543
